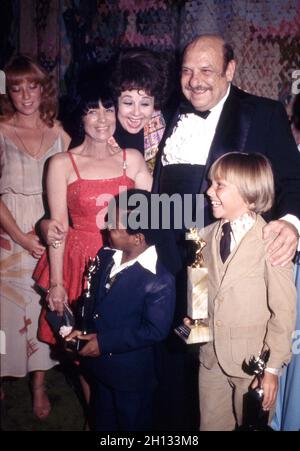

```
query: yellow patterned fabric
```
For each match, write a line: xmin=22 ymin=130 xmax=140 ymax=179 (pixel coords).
xmin=144 ymin=110 xmax=166 ymax=174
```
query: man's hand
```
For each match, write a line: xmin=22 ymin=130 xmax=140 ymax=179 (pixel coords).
xmin=263 ymin=219 xmax=298 ymax=266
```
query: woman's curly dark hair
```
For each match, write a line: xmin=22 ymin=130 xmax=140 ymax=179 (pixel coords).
xmin=110 ymin=49 xmax=171 ymax=110
xmin=0 ymin=54 xmax=57 ymax=127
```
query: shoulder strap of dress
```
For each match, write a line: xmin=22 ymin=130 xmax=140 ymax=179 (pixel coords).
xmin=68 ymin=152 xmax=81 ymax=179
xmin=122 ymin=148 xmax=127 ymax=176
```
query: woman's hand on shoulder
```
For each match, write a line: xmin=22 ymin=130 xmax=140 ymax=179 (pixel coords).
xmin=126 ymin=148 xmax=153 ymax=191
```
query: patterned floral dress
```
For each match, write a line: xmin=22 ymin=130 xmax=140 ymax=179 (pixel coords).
xmin=0 ymin=133 xmax=64 ymax=377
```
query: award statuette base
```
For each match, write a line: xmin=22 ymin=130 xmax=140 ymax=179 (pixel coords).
xmin=236 ymin=350 xmax=273 ymax=431
xmin=64 ymin=337 xmax=86 ymax=354
xmin=236 ymin=388 xmax=272 ymax=431
xmin=174 ymin=319 xmax=212 ymax=344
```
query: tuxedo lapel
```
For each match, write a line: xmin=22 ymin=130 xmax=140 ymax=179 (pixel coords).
xmin=152 ymin=110 xmax=181 ymax=193
xmin=200 ymin=85 xmax=254 ymax=195
xmin=153 ymin=86 xmax=255 ymax=196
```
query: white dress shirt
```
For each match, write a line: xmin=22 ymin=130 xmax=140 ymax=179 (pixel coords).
xmin=162 ymin=86 xmax=230 ymax=166
xmin=109 ymin=245 xmax=158 ymax=278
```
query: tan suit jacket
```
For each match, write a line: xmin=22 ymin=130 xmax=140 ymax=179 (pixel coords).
xmin=200 ymin=215 xmax=296 ymax=378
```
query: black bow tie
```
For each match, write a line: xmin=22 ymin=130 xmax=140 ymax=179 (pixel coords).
xmin=179 ymin=102 xmax=211 ymax=119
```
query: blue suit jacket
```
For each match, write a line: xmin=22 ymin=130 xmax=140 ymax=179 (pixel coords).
xmin=82 ymin=247 xmax=176 ymax=391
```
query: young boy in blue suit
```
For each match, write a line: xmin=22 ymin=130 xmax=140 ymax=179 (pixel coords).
xmin=67 ymin=189 xmax=175 ymax=431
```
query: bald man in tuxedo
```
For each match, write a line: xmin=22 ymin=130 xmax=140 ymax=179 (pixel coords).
xmin=152 ymin=34 xmax=300 ymax=430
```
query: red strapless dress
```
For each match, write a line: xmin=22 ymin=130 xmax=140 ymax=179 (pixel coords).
xmin=33 ymin=151 xmax=134 ymax=344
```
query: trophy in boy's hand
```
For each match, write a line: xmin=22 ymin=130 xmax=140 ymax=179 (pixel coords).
xmin=80 ymin=255 xmax=100 ymax=332
xmin=174 ymin=228 xmax=212 ymax=344
xmin=238 ymin=349 xmax=273 ymax=431
xmin=64 ymin=255 xmax=100 ymax=353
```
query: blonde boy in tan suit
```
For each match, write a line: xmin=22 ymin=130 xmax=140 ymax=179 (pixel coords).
xmin=199 ymin=152 xmax=296 ymax=431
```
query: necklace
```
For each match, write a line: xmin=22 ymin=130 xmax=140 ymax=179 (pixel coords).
xmin=13 ymin=115 xmax=45 ymax=159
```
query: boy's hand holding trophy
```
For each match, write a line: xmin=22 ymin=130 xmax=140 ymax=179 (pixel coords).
xmin=64 ymin=256 xmax=100 ymax=353
xmin=237 ymin=349 xmax=273 ymax=431
xmin=175 ymin=228 xmax=212 ymax=344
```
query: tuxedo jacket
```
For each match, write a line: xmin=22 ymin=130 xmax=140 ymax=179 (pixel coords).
xmin=199 ymin=215 xmax=296 ymax=379
xmin=81 ymin=247 xmax=176 ymax=391
xmin=153 ymin=85 xmax=300 ymax=222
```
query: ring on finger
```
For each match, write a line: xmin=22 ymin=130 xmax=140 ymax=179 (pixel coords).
xmin=52 ymin=240 xmax=61 ymax=249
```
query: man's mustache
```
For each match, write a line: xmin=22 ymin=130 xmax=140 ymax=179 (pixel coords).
xmin=184 ymin=85 xmax=212 ymax=93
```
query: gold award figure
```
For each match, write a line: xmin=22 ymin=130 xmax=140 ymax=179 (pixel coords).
xmin=174 ymin=228 xmax=212 ymax=344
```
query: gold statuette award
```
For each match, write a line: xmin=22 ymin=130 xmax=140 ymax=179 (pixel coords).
xmin=174 ymin=228 xmax=212 ymax=344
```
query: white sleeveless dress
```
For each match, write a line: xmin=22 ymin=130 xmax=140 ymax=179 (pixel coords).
xmin=0 ymin=132 xmax=64 ymax=377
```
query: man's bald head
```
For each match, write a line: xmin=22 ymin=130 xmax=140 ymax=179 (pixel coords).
xmin=181 ymin=34 xmax=236 ymax=111
xmin=184 ymin=35 xmax=234 ymax=74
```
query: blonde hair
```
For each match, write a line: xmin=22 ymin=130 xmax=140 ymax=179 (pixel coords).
xmin=0 ymin=54 xmax=57 ymax=127
xmin=208 ymin=152 xmax=275 ymax=213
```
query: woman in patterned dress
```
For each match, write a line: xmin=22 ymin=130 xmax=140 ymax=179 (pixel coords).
xmin=0 ymin=55 xmax=70 ymax=418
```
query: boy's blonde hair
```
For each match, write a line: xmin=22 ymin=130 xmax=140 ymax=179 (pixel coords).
xmin=208 ymin=152 xmax=275 ymax=214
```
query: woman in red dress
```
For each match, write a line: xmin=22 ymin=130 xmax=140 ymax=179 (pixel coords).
xmin=33 ymin=80 xmax=152 ymax=345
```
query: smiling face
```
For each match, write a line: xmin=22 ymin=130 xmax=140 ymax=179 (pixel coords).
xmin=8 ymin=78 xmax=42 ymax=116
xmin=83 ymin=101 xmax=116 ymax=142
xmin=181 ymin=36 xmax=235 ymax=111
xmin=117 ymin=89 xmax=155 ymax=134
xmin=207 ymin=178 xmax=250 ymax=221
